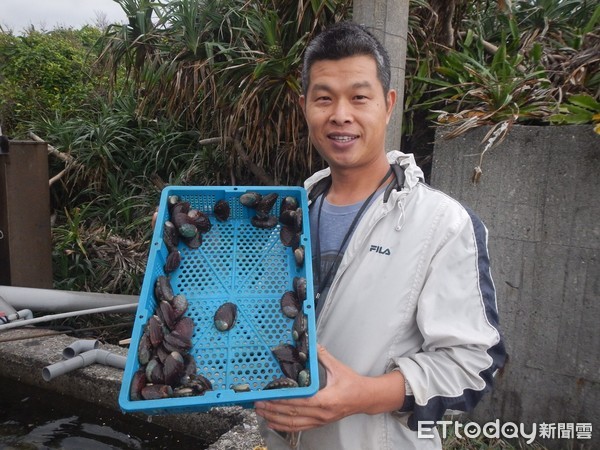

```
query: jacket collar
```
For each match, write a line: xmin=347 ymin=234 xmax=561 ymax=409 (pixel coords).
xmin=304 ymin=150 xmax=424 ymax=201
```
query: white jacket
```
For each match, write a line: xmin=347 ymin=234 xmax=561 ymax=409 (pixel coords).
xmin=261 ymin=151 xmax=506 ymax=449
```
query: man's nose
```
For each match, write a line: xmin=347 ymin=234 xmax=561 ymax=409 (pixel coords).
xmin=329 ymin=101 xmax=353 ymax=125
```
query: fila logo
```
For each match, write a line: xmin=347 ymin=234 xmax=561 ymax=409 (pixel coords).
xmin=369 ymin=245 xmax=391 ymax=255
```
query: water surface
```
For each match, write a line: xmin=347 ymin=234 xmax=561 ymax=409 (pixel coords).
xmin=0 ymin=376 xmax=209 ymax=449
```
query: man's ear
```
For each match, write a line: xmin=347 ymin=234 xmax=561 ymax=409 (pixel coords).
xmin=385 ymin=89 xmax=397 ymax=124
xmin=299 ymin=95 xmax=306 ymax=116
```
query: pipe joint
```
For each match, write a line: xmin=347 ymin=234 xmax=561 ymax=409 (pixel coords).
xmin=43 ymin=346 xmax=127 ymax=382
xmin=62 ymin=339 xmax=100 ymax=359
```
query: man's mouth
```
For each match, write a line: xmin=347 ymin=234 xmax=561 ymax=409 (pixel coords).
xmin=328 ymin=134 xmax=359 ymax=143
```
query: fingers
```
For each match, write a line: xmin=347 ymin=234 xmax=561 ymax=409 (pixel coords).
xmin=151 ymin=208 xmax=158 ymax=229
xmin=255 ymin=402 xmax=318 ymax=432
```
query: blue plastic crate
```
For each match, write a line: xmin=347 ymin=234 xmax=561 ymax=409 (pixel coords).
xmin=119 ymin=186 xmax=317 ymax=415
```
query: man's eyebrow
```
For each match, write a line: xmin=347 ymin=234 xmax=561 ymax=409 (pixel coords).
xmin=351 ymin=81 xmax=374 ymax=90
xmin=310 ymin=81 xmax=374 ymax=93
xmin=310 ymin=83 xmax=333 ymax=93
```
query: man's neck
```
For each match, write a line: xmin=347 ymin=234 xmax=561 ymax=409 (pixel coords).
xmin=327 ymin=161 xmax=391 ymax=206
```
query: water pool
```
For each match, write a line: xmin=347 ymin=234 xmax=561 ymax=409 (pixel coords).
xmin=0 ymin=376 xmax=210 ymax=449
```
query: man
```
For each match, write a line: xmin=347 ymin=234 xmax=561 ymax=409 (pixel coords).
xmin=254 ymin=21 xmax=506 ymax=449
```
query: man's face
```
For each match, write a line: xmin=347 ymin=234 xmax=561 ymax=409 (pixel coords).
xmin=300 ymin=55 xmax=396 ymax=173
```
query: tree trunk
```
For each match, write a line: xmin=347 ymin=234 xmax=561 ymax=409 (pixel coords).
xmin=353 ymin=0 xmax=410 ymax=152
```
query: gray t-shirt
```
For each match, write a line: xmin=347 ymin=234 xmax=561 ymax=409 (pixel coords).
xmin=309 ymin=192 xmax=382 ymax=317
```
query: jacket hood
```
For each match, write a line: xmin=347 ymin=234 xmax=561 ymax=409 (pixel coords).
xmin=303 ymin=151 xmax=424 ymax=194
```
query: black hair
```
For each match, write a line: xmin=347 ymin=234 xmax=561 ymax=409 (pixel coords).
xmin=301 ymin=21 xmax=391 ymax=96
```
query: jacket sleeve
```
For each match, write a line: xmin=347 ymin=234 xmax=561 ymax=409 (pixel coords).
xmin=387 ymin=207 xmax=506 ymax=431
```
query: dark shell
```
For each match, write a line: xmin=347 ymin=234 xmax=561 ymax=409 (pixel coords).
xmin=130 ymin=369 xmax=147 ymax=400
xmin=280 ymin=360 xmax=304 ymax=381
xmin=138 ymin=330 xmax=153 ymax=365
xmin=280 ymin=291 xmax=300 ymax=318
xmin=147 ymin=315 xmax=164 ymax=348
xmin=173 ymin=316 xmax=194 ymax=340
xmin=214 ymin=199 xmax=231 ymax=222
xmin=163 ymin=221 xmax=179 ymax=253
xmin=279 ymin=196 xmax=298 ymax=214
xmin=183 ymin=353 xmax=197 ymax=376
xmin=141 ymin=383 xmax=173 ymax=400
xmin=163 ymin=330 xmax=193 ymax=353
xmin=181 ymin=374 xmax=212 ymax=395
xmin=166 ymin=197 xmax=182 ymax=218
xmin=296 ymin=333 xmax=308 ymax=363
xmin=187 ymin=209 xmax=212 ymax=233
xmin=297 ymin=369 xmax=311 ymax=387
xmin=239 ymin=192 xmax=262 ymax=208
xmin=293 ymin=207 xmax=303 ymax=232
xmin=279 ymin=207 xmax=302 ymax=232
xmin=214 ymin=302 xmax=238 ymax=331
xmin=280 ymin=225 xmax=300 ymax=248
xmin=170 ymin=201 xmax=191 ymax=217
xmin=264 ymin=377 xmax=298 ymax=390
xmin=293 ymin=277 xmax=307 ymax=302
xmin=279 ymin=209 xmax=297 ymax=228
xmin=251 ymin=215 xmax=278 ymax=229
xmin=146 ymin=358 xmax=165 ymax=384
xmin=172 ymin=294 xmax=189 ymax=320
xmin=271 ymin=343 xmax=302 ymax=364
xmin=254 ymin=193 xmax=278 ymax=219
xmin=172 ymin=386 xmax=196 ymax=397
xmin=156 ymin=344 xmax=170 ymax=364
xmin=180 ymin=223 xmax=198 ymax=239
xmin=163 ymin=351 xmax=185 ymax=386
xmin=182 ymin=231 xmax=202 ymax=249
xmin=167 ymin=195 xmax=180 ymax=211
xmin=294 ymin=245 xmax=305 ymax=267
xmin=172 ymin=209 xmax=191 ymax=225
xmin=164 ymin=250 xmax=181 ymax=274
xmin=178 ymin=373 xmax=213 ymax=396
xmin=191 ymin=373 xmax=213 ymax=392
xmin=159 ymin=300 xmax=176 ymax=330
xmin=292 ymin=313 xmax=308 ymax=342
xmin=154 ymin=275 xmax=175 ymax=303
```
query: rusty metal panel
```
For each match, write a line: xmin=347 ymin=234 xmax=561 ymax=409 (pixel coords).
xmin=0 ymin=141 xmax=53 ymax=288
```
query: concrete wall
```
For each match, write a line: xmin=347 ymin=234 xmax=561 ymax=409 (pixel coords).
xmin=431 ymin=125 xmax=599 ymax=449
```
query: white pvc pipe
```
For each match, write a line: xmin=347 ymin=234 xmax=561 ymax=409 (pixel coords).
xmin=0 ymin=294 xmax=17 ymax=317
xmin=0 ymin=303 xmax=138 ymax=331
xmin=62 ymin=339 xmax=100 ymax=358
xmin=0 ymin=286 xmax=138 ymax=313
xmin=2 ymin=309 xmax=34 ymax=324
xmin=42 ymin=349 xmax=127 ymax=381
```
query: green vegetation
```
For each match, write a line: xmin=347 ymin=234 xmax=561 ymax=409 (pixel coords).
xmin=0 ymin=0 xmax=597 ymax=308
xmin=0 ymin=26 xmax=105 ymax=134
xmin=403 ymin=0 xmax=599 ymax=171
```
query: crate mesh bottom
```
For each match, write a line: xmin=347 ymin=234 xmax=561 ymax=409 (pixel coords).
xmin=120 ymin=187 xmax=315 ymax=413
xmin=151 ymin=194 xmax=299 ymax=391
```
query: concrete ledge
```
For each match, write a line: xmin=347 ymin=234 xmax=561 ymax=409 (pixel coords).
xmin=0 ymin=328 xmax=264 ymax=449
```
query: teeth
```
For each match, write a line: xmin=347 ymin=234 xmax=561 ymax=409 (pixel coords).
xmin=331 ymin=135 xmax=355 ymax=142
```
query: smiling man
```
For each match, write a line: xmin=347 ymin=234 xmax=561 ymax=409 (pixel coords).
xmin=254 ymin=21 xmax=506 ymax=449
